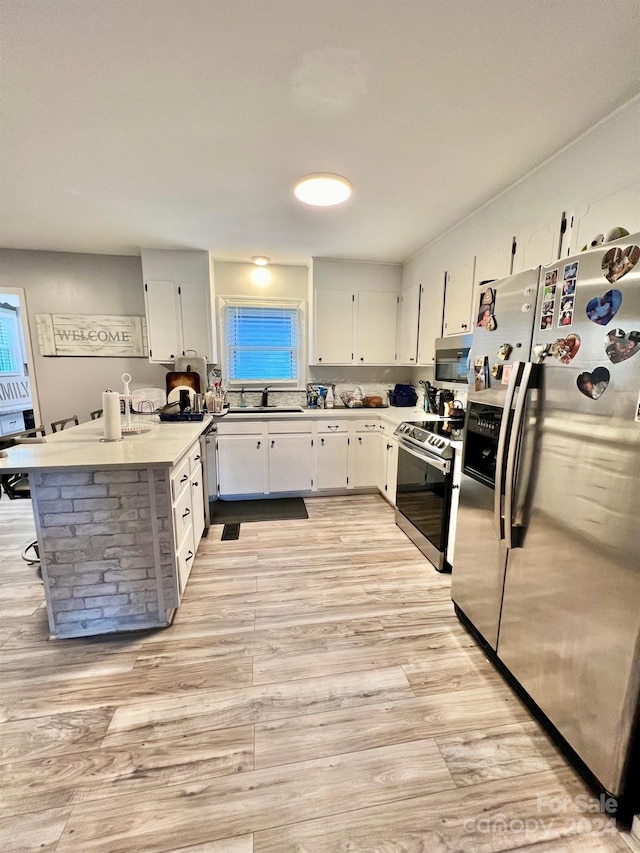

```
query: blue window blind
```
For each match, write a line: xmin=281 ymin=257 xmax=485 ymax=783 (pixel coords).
xmin=224 ymin=303 xmax=300 ymax=382
xmin=0 ymin=311 xmax=20 ymax=374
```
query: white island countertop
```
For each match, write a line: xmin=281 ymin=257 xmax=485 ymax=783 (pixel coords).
xmin=0 ymin=416 xmax=211 ymax=473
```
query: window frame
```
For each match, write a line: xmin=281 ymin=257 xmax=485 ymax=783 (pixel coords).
xmin=218 ymin=296 xmax=305 ymax=389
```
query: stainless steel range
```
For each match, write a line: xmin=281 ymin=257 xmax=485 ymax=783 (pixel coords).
xmin=393 ymin=419 xmax=463 ymax=572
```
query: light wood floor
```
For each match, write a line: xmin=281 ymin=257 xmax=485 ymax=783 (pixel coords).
xmin=0 ymin=494 xmax=633 ymax=852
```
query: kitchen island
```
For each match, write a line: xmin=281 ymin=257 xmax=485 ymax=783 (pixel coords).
xmin=0 ymin=417 xmax=210 ymax=638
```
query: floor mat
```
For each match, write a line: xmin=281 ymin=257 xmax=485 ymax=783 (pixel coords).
xmin=211 ymin=497 xmax=308 ymax=524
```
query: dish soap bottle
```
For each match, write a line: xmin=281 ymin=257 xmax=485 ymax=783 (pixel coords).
xmin=326 ymin=386 xmax=334 ymax=408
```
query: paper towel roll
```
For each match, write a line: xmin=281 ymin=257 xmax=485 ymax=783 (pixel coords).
xmin=102 ymin=390 xmax=122 ymax=441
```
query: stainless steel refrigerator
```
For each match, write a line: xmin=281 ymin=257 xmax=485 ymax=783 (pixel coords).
xmin=452 ymin=233 xmax=640 ymax=804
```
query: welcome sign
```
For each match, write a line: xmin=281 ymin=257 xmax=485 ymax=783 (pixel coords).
xmin=36 ymin=314 xmax=148 ymax=357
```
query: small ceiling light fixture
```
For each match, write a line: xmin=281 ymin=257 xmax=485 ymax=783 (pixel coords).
xmin=294 ymin=173 xmax=352 ymax=206
xmin=251 ymin=255 xmax=270 ymax=266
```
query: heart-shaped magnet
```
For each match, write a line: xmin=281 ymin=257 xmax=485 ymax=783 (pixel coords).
xmin=551 ymin=334 xmax=581 ymax=364
xmin=605 ymin=328 xmax=640 ymax=364
xmin=576 ymin=367 xmax=610 ymax=400
xmin=585 ymin=289 xmax=622 ymax=325
xmin=601 ymin=245 xmax=639 ymax=284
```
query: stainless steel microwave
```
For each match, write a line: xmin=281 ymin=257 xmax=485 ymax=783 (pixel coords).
xmin=434 ymin=335 xmax=472 ymax=384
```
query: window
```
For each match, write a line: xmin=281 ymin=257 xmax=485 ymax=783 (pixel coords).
xmin=221 ymin=299 xmax=303 ymax=384
xmin=0 ymin=306 xmax=22 ymax=374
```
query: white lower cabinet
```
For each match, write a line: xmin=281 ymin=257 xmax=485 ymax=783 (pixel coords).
xmin=268 ymin=434 xmax=313 ymax=493
xmin=381 ymin=437 xmax=398 ymax=505
xmin=217 ymin=434 xmax=267 ymax=496
xmin=349 ymin=431 xmax=381 ymax=489
xmin=316 ymin=434 xmax=349 ymax=490
xmin=170 ymin=438 xmax=205 ymax=597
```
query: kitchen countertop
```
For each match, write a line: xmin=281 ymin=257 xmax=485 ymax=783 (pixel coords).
xmin=0 ymin=415 xmax=212 ymax=473
xmin=218 ymin=405 xmax=441 ymax=425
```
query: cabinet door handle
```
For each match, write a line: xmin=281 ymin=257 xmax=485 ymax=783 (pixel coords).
xmin=387 ymin=443 xmax=392 ymax=450
xmin=358 ymin=436 xmax=363 ymax=443
xmin=321 ymin=437 xmax=325 ymax=445
xmin=257 ymin=441 xmax=261 ymax=449
xmin=185 ymin=550 xmax=194 ymax=562
xmin=327 ymin=425 xmax=338 ymax=431
xmin=192 ymin=481 xmax=198 ymax=487
xmin=180 ymin=474 xmax=188 ymax=483
xmin=170 ymin=354 xmax=175 ymax=359
xmin=194 ymin=454 xmax=201 ymax=461
xmin=365 ymin=424 xmax=376 ymax=430
xmin=318 ymin=357 xmax=322 ymax=362
xmin=360 ymin=357 xmax=364 ymax=362
xmin=461 ymin=324 xmax=468 ymax=329
xmin=182 ymin=507 xmax=191 ymax=519
xmin=271 ymin=440 xmax=275 ymax=448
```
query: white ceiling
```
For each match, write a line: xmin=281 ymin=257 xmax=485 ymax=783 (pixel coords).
xmin=1 ymin=0 xmax=639 ymax=264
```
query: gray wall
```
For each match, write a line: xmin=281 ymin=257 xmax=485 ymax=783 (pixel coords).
xmin=0 ymin=249 xmax=168 ymax=428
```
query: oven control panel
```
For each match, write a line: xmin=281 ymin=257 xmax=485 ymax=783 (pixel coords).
xmin=394 ymin=422 xmax=454 ymax=458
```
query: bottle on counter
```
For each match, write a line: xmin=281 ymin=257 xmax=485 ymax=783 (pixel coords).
xmin=326 ymin=386 xmax=334 ymax=408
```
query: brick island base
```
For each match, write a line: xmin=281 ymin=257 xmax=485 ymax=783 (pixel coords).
xmin=32 ymin=466 xmax=179 ymax=639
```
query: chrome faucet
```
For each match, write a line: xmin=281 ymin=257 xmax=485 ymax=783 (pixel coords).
xmin=261 ymin=386 xmax=271 ymax=407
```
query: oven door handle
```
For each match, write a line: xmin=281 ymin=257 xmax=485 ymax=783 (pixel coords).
xmin=397 ymin=440 xmax=450 ymax=475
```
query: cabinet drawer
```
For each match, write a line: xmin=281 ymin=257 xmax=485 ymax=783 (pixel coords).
xmin=188 ymin=442 xmax=203 ymax=474
xmin=353 ymin=419 xmax=380 ymax=433
xmin=217 ymin=421 xmax=264 ymax=435
xmin=173 ymin=483 xmax=193 ymax=545
xmin=170 ymin=456 xmax=191 ymax=501
xmin=268 ymin=420 xmax=312 ymax=434
xmin=176 ymin=524 xmax=196 ymax=595
xmin=0 ymin=413 xmax=24 ymax=435
xmin=317 ymin=421 xmax=348 ymax=434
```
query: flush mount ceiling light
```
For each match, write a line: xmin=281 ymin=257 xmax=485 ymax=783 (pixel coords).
xmin=251 ymin=256 xmax=270 ymax=266
xmin=294 ymin=173 xmax=352 ymax=206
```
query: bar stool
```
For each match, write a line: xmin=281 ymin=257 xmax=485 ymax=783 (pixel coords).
xmin=50 ymin=415 xmax=79 ymax=433
xmin=90 ymin=409 xmax=103 ymax=420
xmin=0 ymin=426 xmax=46 ymax=499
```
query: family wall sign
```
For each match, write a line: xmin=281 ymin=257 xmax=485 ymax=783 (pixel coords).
xmin=36 ymin=314 xmax=148 ymax=357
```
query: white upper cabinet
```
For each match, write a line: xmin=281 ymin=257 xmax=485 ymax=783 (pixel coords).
xmin=417 ymin=279 xmax=445 ymax=365
xmin=141 ymin=249 xmax=216 ymax=364
xmin=513 ymin=216 xmax=563 ymax=273
xmin=442 ymin=257 xmax=475 ymax=336
xmin=566 ymin=178 xmax=640 ymax=256
xmin=356 ymin=291 xmax=398 ymax=364
xmin=310 ymin=259 xmax=401 ymax=365
xmin=397 ymin=284 xmax=421 ymax=364
xmin=145 ymin=279 xmax=180 ymax=362
xmin=313 ymin=289 xmax=354 ymax=364
xmin=473 ymin=237 xmax=513 ymax=287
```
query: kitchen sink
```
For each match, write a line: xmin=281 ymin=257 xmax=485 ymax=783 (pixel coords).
xmin=228 ymin=406 xmax=304 ymax=413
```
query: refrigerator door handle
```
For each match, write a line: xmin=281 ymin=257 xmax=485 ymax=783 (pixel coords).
xmin=504 ymin=361 xmax=533 ymax=549
xmin=494 ymin=361 xmax=524 ymax=541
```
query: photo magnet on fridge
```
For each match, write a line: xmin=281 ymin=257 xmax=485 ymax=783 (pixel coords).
xmin=605 ymin=329 xmax=640 ymax=364
xmin=497 ymin=343 xmax=513 ymax=361
xmin=490 ymin=363 xmax=503 ymax=379
xmin=501 ymin=364 xmax=513 ymax=386
xmin=476 ymin=287 xmax=495 ymax=328
xmin=474 ymin=356 xmax=489 ymax=391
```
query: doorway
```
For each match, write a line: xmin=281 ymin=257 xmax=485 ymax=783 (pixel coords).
xmin=0 ymin=288 xmax=41 ymax=435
